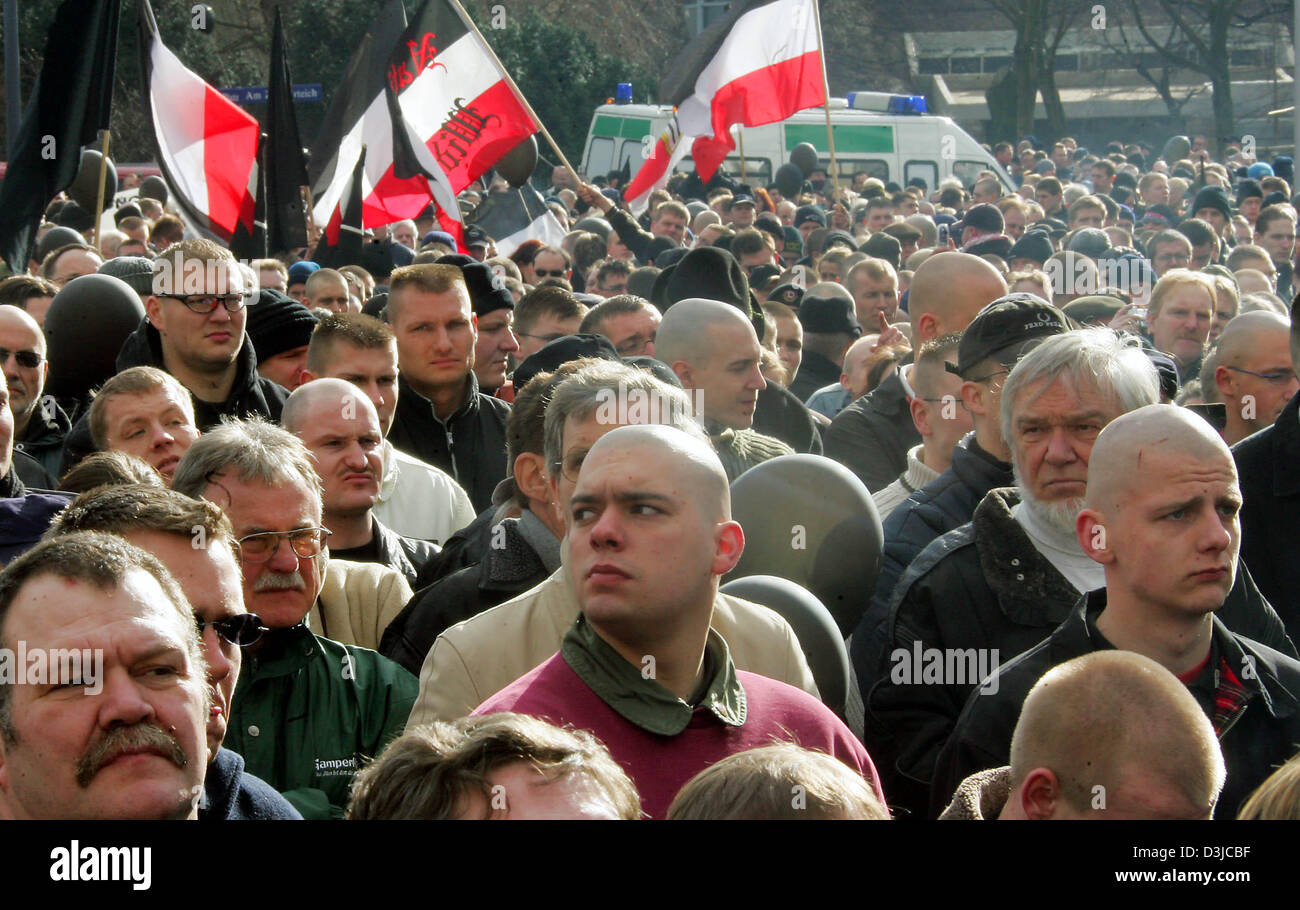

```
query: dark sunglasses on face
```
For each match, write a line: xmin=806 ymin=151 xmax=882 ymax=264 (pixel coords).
xmin=533 ymin=269 xmax=567 ymax=278
xmin=0 ymin=348 xmax=42 ymax=368
xmin=197 ymin=613 xmax=267 ymax=647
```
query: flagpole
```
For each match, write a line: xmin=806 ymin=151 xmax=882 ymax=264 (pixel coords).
xmin=446 ymin=0 xmax=583 ymax=188
xmin=91 ymin=129 xmax=112 ymax=247
xmin=738 ymin=127 xmax=748 ymax=182
xmin=811 ymin=0 xmax=838 ymax=195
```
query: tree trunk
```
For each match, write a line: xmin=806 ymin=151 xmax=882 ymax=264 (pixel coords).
xmin=1038 ymin=54 xmax=1068 ymax=140
xmin=1209 ymin=9 xmax=1235 ymax=159
xmin=1014 ymin=40 xmax=1037 ymax=137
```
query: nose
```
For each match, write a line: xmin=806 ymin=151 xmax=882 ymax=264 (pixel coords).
xmin=201 ymin=628 xmax=234 ymax=687
xmin=1199 ymin=510 xmax=1234 ymax=555
xmin=502 ymin=328 xmax=520 ymax=354
xmin=1044 ymin=428 xmax=1077 ymax=464
xmin=588 ymin=508 xmax=624 ymax=550
xmin=342 ymin=440 xmax=369 ymax=470
xmin=95 ymin=667 xmax=156 ymax=729
xmin=266 ymin=536 xmax=301 ymax=572
xmin=150 ymin=423 xmax=176 ymax=450
xmin=749 ymin=365 xmax=767 ymax=392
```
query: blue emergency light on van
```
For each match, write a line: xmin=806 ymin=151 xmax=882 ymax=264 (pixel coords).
xmin=616 ymin=82 xmax=633 ymax=104
xmin=846 ymin=92 xmax=927 ymax=115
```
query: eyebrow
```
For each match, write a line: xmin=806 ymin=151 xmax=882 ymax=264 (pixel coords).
xmin=570 ymin=491 xmax=677 ymax=508
xmin=1018 ymin=410 xmax=1109 ymax=425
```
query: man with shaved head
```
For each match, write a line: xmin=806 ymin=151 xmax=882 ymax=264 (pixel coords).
xmin=474 ymin=424 xmax=884 ymax=818
xmin=1213 ymin=311 xmax=1300 ymax=445
xmin=939 ymin=652 xmax=1225 ymax=819
xmin=305 ymin=269 xmax=354 ymax=315
xmin=405 ymin=359 xmax=817 ymax=725
xmin=935 ymin=405 xmax=1300 ymax=818
xmin=0 ymin=305 xmax=66 ymax=478
xmin=283 ymin=379 xmax=438 ymax=587
xmin=656 ymin=298 xmax=794 ymax=479
xmin=826 ymin=252 xmax=1006 ymax=491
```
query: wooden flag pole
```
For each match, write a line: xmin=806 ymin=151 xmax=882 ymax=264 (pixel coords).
xmin=446 ymin=0 xmax=583 ymax=188
xmin=738 ymin=127 xmax=748 ymax=182
xmin=91 ymin=128 xmax=112 ymax=247
xmin=811 ymin=0 xmax=838 ymax=194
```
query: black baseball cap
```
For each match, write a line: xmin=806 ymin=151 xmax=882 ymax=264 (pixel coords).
xmin=463 ymin=224 xmax=490 ymax=248
xmin=947 ymin=293 xmax=1070 ymax=377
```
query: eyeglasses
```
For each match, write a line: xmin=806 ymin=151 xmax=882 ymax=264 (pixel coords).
xmin=516 ymin=331 xmax=566 ymax=344
xmin=236 ymin=527 xmax=332 ymax=563
xmin=533 ymin=269 xmax=567 ymax=278
xmin=1225 ymin=366 xmax=1299 ymax=385
xmin=967 ymin=368 xmax=1010 ymax=385
xmin=197 ymin=613 xmax=267 ymax=647
xmin=0 ymin=347 xmax=42 ymax=369
xmin=159 ymin=294 xmax=247 ymax=315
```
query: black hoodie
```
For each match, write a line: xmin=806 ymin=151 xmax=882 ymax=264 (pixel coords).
xmin=60 ymin=318 xmax=289 ymax=473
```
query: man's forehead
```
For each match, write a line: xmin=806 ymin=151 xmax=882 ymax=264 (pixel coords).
xmin=0 ymin=316 xmax=42 ymax=350
xmin=575 ymin=444 xmax=680 ymax=490
xmin=10 ymin=571 xmax=185 ymax=646
xmin=1014 ymin=373 xmax=1111 ymax=415
xmin=204 ymin=472 xmax=318 ymax=527
xmin=327 ymin=342 xmax=397 ymax=373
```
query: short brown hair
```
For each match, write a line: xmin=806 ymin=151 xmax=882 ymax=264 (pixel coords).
xmin=58 ymin=451 xmax=164 ymax=494
xmin=514 ymin=286 xmax=587 ymax=336
xmin=305 ymin=312 xmax=395 ymax=374
xmin=0 ymin=275 xmax=58 ymax=308
xmin=88 ymin=366 xmax=196 ymax=451
xmin=666 ymin=743 xmax=889 ymax=820
xmin=346 ymin=713 xmax=641 ymax=820
xmin=47 ymin=482 xmax=238 ymax=556
xmin=386 ymin=263 xmax=467 ymax=322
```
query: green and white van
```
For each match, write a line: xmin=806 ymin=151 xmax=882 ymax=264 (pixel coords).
xmin=582 ymin=92 xmax=1015 ymax=193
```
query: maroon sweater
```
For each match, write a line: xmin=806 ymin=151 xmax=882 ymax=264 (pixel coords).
xmin=475 ymin=653 xmax=885 ymax=818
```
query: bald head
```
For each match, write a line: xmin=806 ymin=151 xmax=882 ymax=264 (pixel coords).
xmin=1215 ymin=310 xmax=1290 ymax=367
xmin=907 ymin=253 xmax=1006 ymax=342
xmin=282 ymin=376 xmax=380 ymax=434
xmin=581 ymin=423 xmax=731 ymax=522
xmin=655 ymin=297 xmax=757 ymax=368
xmin=1007 ymin=650 xmax=1224 ymax=818
xmin=0 ymin=305 xmax=45 ymax=355
xmin=1085 ymin=404 xmax=1233 ymax=514
xmin=1234 ymin=269 xmax=1273 ymax=297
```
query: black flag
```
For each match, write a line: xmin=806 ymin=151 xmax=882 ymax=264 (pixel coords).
xmin=0 ymin=0 xmax=121 ymax=274
xmin=313 ymin=147 xmax=366 ymax=269
xmin=266 ymin=6 xmax=308 ymax=253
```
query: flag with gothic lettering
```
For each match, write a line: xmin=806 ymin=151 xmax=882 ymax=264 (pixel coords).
xmin=384 ymin=0 xmax=538 ymax=204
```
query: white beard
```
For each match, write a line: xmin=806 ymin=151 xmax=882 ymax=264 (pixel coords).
xmin=1012 ymin=461 xmax=1085 ymax=539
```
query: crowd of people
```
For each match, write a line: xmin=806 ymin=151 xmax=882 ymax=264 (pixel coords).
xmin=4 ymin=125 xmax=1300 ymax=822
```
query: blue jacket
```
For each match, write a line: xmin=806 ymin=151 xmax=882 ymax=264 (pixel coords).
xmin=199 ymin=747 xmax=303 ymax=820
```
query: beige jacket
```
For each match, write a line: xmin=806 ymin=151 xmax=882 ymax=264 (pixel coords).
xmin=407 ymin=568 xmax=819 ymax=727
xmin=307 ymin=558 xmax=413 ymax=652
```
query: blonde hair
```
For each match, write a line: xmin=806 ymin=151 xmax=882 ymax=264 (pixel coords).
xmin=1148 ymin=269 xmax=1217 ymax=320
xmin=1238 ymin=752 xmax=1300 ymax=820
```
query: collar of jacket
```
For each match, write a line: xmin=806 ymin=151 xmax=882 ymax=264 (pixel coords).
xmin=476 ymin=515 xmax=553 ymax=592
xmin=795 ymin=350 xmax=841 ymax=385
xmin=972 ymin=487 xmax=1081 ymax=628
xmin=1066 ymin=589 xmax=1298 ymax=721
xmin=18 ymin=397 xmax=70 ymax=445
xmin=243 ymin=623 xmax=321 ymax=678
xmin=866 ymin=368 xmax=910 ymax=417
xmin=561 ymin=613 xmax=746 ymax=736
xmin=1266 ymin=391 xmax=1300 ymax=497
xmin=117 ymin=317 xmax=263 ymax=403
xmin=0 ymin=466 xmax=24 ymax=499
xmin=370 ymin=516 xmax=416 ymax=579
xmin=399 ymin=372 xmax=481 ymax=426
xmin=938 ymin=765 xmax=1012 ymax=820
xmin=952 ymin=432 xmax=1013 ymax=486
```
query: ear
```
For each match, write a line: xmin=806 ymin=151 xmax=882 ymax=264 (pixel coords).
xmin=145 ymin=295 xmax=164 ymax=332
xmin=711 ymin=520 xmax=745 ymax=576
xmin=1077 ymin=508 xmax=1114 ymax=564
xmin=1020 ymin=768 xmax=1063 ymax=820
xmin=915 ymin=312 xmax=939 ymax=341
xmin=671 ymin=360 xmax=694 ymax=389
xmin=1214 ymin=364 xmax=1235 ymax=399
xmin=959 ymin=379 xmax=985 ymax=416
xmin=909 ymin=394 xmax=932 ymax=436
xmin=298 ymin=368 xmax=318 ymax=385
xmin=513 ymin=452 xmax=551 ymax=506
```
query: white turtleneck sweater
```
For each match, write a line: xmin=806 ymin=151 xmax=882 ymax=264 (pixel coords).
xmin=1011 ymin=498 xmax=1106 ymax=594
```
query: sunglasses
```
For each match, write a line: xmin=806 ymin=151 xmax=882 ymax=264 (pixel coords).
xmin=197 ymin=613 xmax=267 ymax=647
xmin=0 ymin=348 xmax=42 ymax=369
xmin=533 ymin=269 xmax=567 ymax=278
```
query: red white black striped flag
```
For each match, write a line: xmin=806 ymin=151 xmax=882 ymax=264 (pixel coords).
xmin=139 ymin=0 xmax=259 ymax=243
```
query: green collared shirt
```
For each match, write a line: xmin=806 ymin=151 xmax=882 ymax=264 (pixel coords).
xmin=561 ymin=614 xmax=747 ymax=736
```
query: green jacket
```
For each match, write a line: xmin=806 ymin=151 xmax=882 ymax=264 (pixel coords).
xmin=225 ymin=623 xmax=418 ymax=819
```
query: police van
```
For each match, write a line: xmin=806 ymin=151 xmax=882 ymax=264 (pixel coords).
xmin=581 ymin=91 xmax=1014 ymax=193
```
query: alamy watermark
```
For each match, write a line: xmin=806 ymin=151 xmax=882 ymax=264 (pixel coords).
xmin=889 ymin=643 xmax=1000 ymax=694
xmin=0 ymin=643 xmax=103 ymax=695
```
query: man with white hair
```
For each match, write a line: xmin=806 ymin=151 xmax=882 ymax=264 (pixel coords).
xmin=655 ymin=297 xmax=793 ymax=480
xmin=862 ymin=329 xmax=1293 ymax=817
xmin=171 ymin=418 xmax=417 ymax=818
xmin=935 ymin=406 xmax=1300 ymax=818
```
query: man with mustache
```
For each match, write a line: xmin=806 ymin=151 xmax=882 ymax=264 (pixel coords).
xmin=934 ymin=406 xmax=1300 ymax=819
xmin=282 ymin=378 xmax=438 ymax=588
xmin=47 ymin=485 xmax=300 ymax=819
xmin=87 ymin=367 xmax=199 ymax=486
xmin=0 ymin=305 xmax=67 ymax=479
xmin=0 ymin=532 xmax=209 ymax=819
xmin=172 ymin=419 xmax=418 ymax=818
